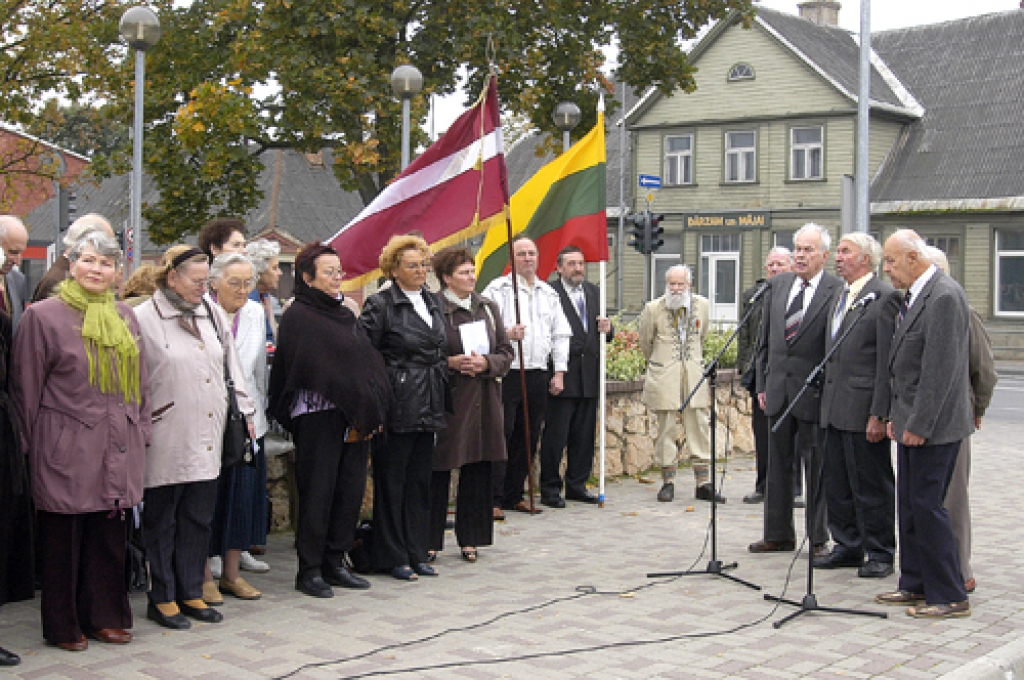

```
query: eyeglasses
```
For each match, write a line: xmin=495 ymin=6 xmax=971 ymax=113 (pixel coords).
xmin=319 ymin=268 xmax=345 ymax=278
xmin=182 ymin=274 xmax=209 ymax=288
xmin=223 ymin=277 xmax=254 ymax=291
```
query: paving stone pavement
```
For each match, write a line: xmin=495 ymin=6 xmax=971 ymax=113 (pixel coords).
xmin=2 ymin=406 xmax=1022 ymax=679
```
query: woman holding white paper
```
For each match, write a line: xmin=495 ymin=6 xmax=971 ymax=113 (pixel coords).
xmin=427 ymin=247 xmax=513 ymax=562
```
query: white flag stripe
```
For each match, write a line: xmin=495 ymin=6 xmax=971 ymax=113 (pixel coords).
xmin=338 ymin=128 xmax=504 ymax=231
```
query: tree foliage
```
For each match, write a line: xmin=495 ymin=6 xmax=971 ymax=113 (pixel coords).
xmin=95 ymin=0 xmax=755 ymax=243
xmin=24 ymin=100 xmax=129 ymax=158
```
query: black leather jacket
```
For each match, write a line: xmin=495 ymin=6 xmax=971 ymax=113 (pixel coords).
xmin=360 ymin=284 xmax=449 ymax=433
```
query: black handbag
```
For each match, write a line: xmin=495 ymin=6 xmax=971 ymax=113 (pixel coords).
xmin=203 ymin=300 xmax=255 ymax=469
xmin=125 ymin=506 xmax=150 ymax=593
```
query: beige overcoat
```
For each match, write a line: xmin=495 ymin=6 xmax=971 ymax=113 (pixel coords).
xmin=134 ymin=290 xmax=254 ymax=489
xmin=638 ymin=294 xmax=711 ymax=411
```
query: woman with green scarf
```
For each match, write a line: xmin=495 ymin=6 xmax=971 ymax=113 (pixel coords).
xmin=12 ymin=230 xmax=151 ymax=651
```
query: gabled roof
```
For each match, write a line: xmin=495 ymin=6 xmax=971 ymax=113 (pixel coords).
xmin=870 ymin=9 xmax=1024 ymax=208
xmin=626 ymin=7 xmax=922 ymax=127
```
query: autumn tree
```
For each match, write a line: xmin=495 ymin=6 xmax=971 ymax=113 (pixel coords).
xmin=95 ymin=0 xmax=755 ymax=243
xmin=25 ymin=100 xmax=130 ymax=158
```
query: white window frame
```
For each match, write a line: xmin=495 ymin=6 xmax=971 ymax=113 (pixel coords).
xmin=725 ymin=131 xmax=756 ymax=183
xmin=790 ymin=126 xmax=824 ymax=180
xmin=995 ymin=229 xmax=1024 ymax=317
xmin=664 ymin=134 xmax=694 ymax=186
xmin=728 ymin=63 xmax=755 ymax=81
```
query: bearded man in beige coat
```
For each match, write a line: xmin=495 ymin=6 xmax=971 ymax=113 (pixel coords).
xmin=639 ymin=264 xmax=723 ymax=504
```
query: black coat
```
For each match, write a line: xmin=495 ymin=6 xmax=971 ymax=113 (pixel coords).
xmin=549 ymin=279 xmax=612 ymax=399
xmin=361 ymin=284 xmax=449 ymax=433
xmin=737 ymin=278 xmax=766 ymax=388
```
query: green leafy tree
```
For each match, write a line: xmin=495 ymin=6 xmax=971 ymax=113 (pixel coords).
xmin=94 ymin=0 xmax=755 ymax=243
xmin=25 ymin=100 xmax=130 ymax=158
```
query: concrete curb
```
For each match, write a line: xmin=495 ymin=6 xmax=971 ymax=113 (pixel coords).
xmin=938 ymin=636 xmax=1024 ymax=680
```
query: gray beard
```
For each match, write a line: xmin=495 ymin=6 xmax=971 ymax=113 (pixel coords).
xmin=665 ymin=290 xmax=690 ymax=310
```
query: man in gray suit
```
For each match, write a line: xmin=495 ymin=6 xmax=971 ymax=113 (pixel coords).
xmin=0 ymin=216 xmax=29 ymax=329
xmin=816 ymin=234 xmax=900 ymax=577
xmin=877 ymin=229 xmax=974 ymax=619
xmin=750 ymin=223 xmax=840 ymax=554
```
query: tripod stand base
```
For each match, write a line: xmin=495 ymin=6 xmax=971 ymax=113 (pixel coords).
xmin=649 ymin=560 xmax=762 ymax=590
xmin=764 ymin=592 xmax=888 ymax=628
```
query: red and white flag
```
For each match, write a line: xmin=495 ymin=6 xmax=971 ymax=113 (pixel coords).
xmin=328 ymin=75 xmax=508 ymax=291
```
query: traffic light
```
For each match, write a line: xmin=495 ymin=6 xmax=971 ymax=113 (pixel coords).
xmin=649 ymin=213 xmax=665 ymax=253
xmin=67 ymin=191 xmax=77 ymax=226
xmin=628 ymin=212 xmax=648 ymax=254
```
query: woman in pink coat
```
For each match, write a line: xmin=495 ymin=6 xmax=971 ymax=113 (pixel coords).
xmin=12 ymin=231 xmax=151 ymax=651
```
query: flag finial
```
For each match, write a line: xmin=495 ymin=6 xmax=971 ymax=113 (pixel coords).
xmin=598 ymin=92 xmax=605 ymax=113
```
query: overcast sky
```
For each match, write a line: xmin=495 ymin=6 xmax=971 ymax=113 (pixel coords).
xmin=430 ymin=0 xmax=1020 ymax=135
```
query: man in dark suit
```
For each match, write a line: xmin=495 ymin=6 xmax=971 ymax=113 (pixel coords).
xmin=0 ymin=216 xmax=29 ymax=330
xmin=750 ymin=223 xmax=840 ymax=554
xmin=876 ymin=229 xmax=974 ymax=619
xmin=739 ymin=247 xmax=797 ymax=504
xmin=816 ymin=234 xmax=900 ymax=577
xmin=539 ymin=246 xmax=612 ymax=507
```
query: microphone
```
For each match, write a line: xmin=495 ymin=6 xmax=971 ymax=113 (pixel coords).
xmin=850 ymin=291 xmax=879 ymax=310
xmin=748 ymin=280 xmax=770 ymax=304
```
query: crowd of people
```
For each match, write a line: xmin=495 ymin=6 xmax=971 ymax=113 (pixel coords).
xmin=0 ymin=211 xmax=994 ymax=664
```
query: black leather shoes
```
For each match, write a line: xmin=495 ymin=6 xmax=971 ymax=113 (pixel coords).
xmin=179 ymin=601 xmax=224 ymax=623
xmin=695 ymin=483 xmax=726 ymax=503
xmin=742 ymin=491 xmax=764 ymax=504
xmin=413 ymin=562 xmax=438 ymax=577
xmin=541 ymin=495 xmax=566 ymax=508
xmin=0 ymin=646 xmax=20 ymax=666
xmin=296 ymin=574 xmax=335 ymax=598
xmin=657 ymin=482 xmax=675 ymax=502
xmin=813 ymin=550 xmax=864 ymax=569
xmin=322 ymin=565 xmax=370 ymax=590
xmin=565 ymin=490 xmax=599 ymax=504
xmin=146 ymin=603 xmax=191 ymax=630
xmin=858 ymin=560 xmax=894 ymax=578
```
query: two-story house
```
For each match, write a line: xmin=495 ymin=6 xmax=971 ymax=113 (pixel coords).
xmin=623 ymin=1 xmax=1024 ymax=356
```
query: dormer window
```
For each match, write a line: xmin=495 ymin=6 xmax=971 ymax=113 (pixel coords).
xmin=728 ymin=63 xmax=755 ymax=81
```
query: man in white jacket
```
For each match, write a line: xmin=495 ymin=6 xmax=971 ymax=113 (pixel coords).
xmin=482 ymin=236 xmax=571 ymax=517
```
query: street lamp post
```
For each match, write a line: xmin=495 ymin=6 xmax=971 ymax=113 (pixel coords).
xmin=119 ymin=6 xmax=161 ymax=274
xmin=390 ymin=65 xmax=423 ymax=171
xmin=553 ymin=101 xmax=582 ymax=153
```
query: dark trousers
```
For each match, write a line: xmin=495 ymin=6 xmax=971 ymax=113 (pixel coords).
xmin=37 ymin=511 xmax=131 ymax=644
xmin=428 ymin=461 xmax=493 ymax=551
xmin=897 ymin=441 xmax=967 ymax=604
xmin=143 ymin=480 xmax=218 ymax=604
xmin=495 ymin=369 xmax=549 ymax=508
xmin=750 ymin=389 xmax=801 ymax=496
xmin=539 ymin=395 xmax=596 ymax=498
xmin=293 ymin=410 xmax=370 ymax=578
xmin=764 ymin=413 xmax=827 ymax=545
xmin=372 ymin=431 xmax=433 ymax=570
xmin=823 ymin=426 xmax=896 ymax=562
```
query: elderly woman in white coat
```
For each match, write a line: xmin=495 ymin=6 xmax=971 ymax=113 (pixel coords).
xmin=203 ymin=253 xmax=269 ymax=603
xmin=135 ymin=245 xmax=254 ymax=631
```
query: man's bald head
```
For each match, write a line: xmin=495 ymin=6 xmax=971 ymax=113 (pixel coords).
xmin=0 ymin=215 xmax=28 ymax=275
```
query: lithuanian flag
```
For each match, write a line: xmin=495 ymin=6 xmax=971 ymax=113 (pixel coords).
xmin=475 ymin=99 xmax=607 ymax=289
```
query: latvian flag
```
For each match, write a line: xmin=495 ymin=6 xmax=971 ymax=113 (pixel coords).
xmin=327 ymin=75 xmax=508 ymax=291
xmin=475 ymin=96 xmax=607 ymax=290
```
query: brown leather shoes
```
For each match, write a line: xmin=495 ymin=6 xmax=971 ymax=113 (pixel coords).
xmin=907 ymin=601 xmax=970 ymax=619
xmin=965 ymin=578 xmax=977 ymax=593
xmin=511 ymin=501 xmax=542 ymax=514
xmin=52 ymin=635 xmax=88 ymax=652
xmin=748 ymin=539 xmax=796 ymax=553
xmin=813 ymin=543 xmax=830 ymax=559
xmin=875 ymin=590 xmax=926 ymax=606
xmin=90 ymin=628 xmax=132 ymax=644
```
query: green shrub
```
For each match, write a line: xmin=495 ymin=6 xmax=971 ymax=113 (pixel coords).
xmin=702 ymin=321 xmax=738 ymax=368
xmin=605 ymin=315 xmax=647 ymax=381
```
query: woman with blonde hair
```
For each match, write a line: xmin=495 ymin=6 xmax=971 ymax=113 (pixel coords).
xmin=134 ymin=245 xmax=254 ymax=630
xmin=360 ymin=234 xmax=448 ymax=581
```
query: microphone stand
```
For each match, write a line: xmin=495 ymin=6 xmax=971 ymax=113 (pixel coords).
xmin=648 ymin=285 xmax=766 ymax=590
xmin=763 ymin=299 xmax=888 ymax=627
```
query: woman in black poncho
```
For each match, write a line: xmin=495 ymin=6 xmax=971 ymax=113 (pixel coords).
xmin=267 ymin=243 xmax=390 ymax=598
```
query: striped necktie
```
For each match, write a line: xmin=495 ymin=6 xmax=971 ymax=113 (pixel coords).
xmin=575 ymin=289 xmax=587 ymax=332
xmin=785 ymin=279 xmax=809 ymax=343
xmin=831 ymin=287 xmax=850 ymax=339
xmin=897 ymin=289 xmax=912 ymax=327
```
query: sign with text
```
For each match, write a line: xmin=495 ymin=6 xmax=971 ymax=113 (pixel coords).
xmin=683 ymin=211 xmax=771 ymax=230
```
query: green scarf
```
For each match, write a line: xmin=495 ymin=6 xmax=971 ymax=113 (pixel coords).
xmin=58 ymin=279 xmax=141 ymax=403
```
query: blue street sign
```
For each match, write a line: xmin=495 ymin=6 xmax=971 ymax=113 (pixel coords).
xmin=639 ymin=174 xmax=662 ymax=189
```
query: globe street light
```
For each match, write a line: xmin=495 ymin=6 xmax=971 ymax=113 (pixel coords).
xmin=119 ymin=6 xmax=161 ymax=273
xmin=553 ymin=101 xmax=582 ymax=153
xmin=390 ymin=64 xmax=423 ymax=170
